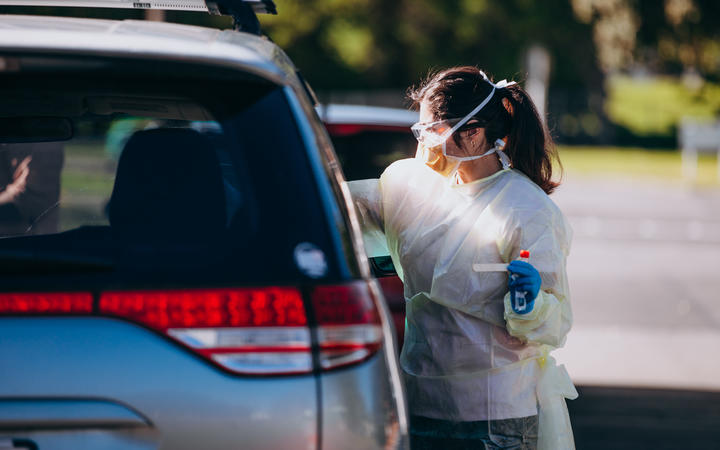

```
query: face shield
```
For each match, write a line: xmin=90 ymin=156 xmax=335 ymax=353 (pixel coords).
xmin=411 ymin=78 xmax=516 ymax=178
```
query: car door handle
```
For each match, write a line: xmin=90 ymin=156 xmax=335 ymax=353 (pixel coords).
xmin=0 ymin=399 xmax=151 ymax=430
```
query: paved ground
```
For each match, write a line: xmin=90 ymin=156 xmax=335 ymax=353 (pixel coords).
xmin=568 ymin=386 xmax=720 ymax=449
xmin=550 ymin=175 xmax=720 ymax=448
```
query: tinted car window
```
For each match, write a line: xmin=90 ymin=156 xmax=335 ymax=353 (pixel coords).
xmin=331 ymin=130 xmax=416 ymax=180
xmin=0 ymin=57 xmax=342 ymax=289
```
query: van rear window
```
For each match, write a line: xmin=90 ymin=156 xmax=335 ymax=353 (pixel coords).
xmin=0 ymin=60 xmax=341 ymax=288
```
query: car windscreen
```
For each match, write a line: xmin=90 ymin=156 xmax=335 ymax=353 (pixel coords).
xmin=0 ymin=57 xmax=342 ymax=290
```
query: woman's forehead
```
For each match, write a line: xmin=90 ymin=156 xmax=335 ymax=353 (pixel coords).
xmin=418 ymin=99 xmax=435 ymax=123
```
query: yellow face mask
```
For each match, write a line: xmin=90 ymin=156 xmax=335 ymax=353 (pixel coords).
xmin=417 ymin=143 xmax=461 ymax=178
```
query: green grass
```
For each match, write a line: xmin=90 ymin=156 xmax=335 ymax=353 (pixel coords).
xmin=58 ymin=146 xmax=115 ymax=230
xmin=61 ymin=170 xmax=115 ymax=195
xmin=606 ymin=75 xmax=720 ymax=137
xmin=557 ymin=146 xmax=719 ymax=187
xmin=64 ymin=141 xmax=108 ymax=157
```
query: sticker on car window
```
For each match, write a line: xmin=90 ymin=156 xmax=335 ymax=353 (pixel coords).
xmin=294 ymin=242 xmax=328 ymax=279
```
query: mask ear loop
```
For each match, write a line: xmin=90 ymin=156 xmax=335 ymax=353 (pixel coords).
xmin=494 ymin=139 xmax=512 ymax=170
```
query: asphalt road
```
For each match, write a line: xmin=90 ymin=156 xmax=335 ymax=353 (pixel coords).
xmin=550 ymin=175 xmax=720 ymax=449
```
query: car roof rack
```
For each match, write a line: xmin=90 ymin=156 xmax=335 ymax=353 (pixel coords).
xmin=207 ymin=0 xmax=276 ymax=34
xmin=0 ymin=0 xmax=277 ymax=35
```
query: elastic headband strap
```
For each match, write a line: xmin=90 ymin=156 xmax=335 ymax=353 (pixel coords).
xmin=443 ymin=78 xmax=517 ymax=139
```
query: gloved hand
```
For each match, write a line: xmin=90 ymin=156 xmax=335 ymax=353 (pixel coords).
xmin=507 ymin=260 xmax=542 ymax=302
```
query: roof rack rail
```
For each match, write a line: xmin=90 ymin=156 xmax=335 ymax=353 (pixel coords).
xmin=207 ymin=0 xmax=276 ymax=34
xmin=0 ymin=0 xmax=277 ymax=35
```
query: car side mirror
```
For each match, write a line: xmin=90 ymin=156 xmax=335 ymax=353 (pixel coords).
xmin=370 ymin=256 xmax=397 ymax=277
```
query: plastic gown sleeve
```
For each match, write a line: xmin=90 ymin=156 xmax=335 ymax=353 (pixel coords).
xmin=501 ymin=208 xmax=578 ymax=450
xmin=502 ymin=208 xmax=573 ymax=348
xmin=346 ymin=179 xmax=389 ymax=258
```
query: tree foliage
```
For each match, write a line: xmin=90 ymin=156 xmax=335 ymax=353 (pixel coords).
xmin=260 ymin=0 xmax=602 ymax=91
xmin=571 ymin=0 xmax=720 ymax=80
xmin=3 ymin=0 xmax=717 ymax=144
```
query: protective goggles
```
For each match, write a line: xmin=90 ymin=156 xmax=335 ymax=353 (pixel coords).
xmin=411 ymin=118 xmax=484 ymax=147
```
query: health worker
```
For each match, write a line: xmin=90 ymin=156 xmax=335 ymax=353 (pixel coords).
xmin=349 ymin=66 xmax=577 ymax=449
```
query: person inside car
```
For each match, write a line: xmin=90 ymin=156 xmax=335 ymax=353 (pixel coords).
xmin=0 ymin=142 xmax=63 ymax=236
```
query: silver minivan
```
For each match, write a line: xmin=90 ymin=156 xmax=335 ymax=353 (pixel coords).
xmin=0 ymin=2 xmax=407 ymax=449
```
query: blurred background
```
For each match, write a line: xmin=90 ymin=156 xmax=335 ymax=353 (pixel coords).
xmin=2 ymin=0 xmax=719 ymax=448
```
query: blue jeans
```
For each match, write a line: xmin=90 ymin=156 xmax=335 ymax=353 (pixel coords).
xmin=409 ymin=415 xmax=538 ymax=450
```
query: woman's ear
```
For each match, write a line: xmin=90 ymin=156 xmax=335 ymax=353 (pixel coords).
xmin=502 ymin=97 xmax=514 ymax=116
xmin=463 ymin=128 xmax=490 ymax=155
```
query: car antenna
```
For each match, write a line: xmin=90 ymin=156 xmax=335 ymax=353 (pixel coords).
xmin=206 ymin=0 xmax=277 ymax=35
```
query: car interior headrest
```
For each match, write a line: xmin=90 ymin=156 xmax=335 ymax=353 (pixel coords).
xmin=109 ymin=127 xmax=227 ymax=245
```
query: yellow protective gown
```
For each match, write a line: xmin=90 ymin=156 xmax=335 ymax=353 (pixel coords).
xmin=349 ymin=158 xmax=577 ymax=449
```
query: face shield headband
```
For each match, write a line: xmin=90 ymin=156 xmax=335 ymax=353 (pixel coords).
xmin=440 ymin=77 xmax=517 ymax=146
xmin=413 ymin=77 xmax=516 ymax=176
xmin=412 ymin=77 xmax=517 ymax=150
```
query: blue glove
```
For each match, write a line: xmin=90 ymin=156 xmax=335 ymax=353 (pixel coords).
xmin=507 ymin=260 xmax=542 ymax=312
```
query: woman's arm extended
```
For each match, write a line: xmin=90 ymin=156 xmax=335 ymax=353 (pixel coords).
xmin=346 ymin=179 xmax=388 ymax=257
xmin=502 ymin=208 xmax=573 ymax=348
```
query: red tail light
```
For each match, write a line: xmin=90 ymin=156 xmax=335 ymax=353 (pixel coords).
xmin=99 ymin=287 xmax=307 ymax=328
xmin=99 ymin=287 xmax=312 ymax=375
xmin=1 ymin=283 xmax=384 ymax=376
xmin=98 ymin=282 xmax=384 ymax=375
xmin=311 ymin=282 xmax=382 ymax=370
xmin=0 ymin=292 xmax=92 ymax=314
xmin=325 ymin=123 xmax=411 ymax=137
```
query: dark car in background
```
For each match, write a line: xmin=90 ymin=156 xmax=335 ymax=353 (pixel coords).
xmin=0 ymin=2 xmax=407 ymax=449
xmin=317 ymin=104 xmax=418 ymax=346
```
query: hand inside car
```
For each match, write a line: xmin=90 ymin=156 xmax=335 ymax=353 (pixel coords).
xmin=0 ymin=155 xmax=31 ymax=204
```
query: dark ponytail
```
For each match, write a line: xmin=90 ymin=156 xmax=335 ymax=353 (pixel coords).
xmin=500 ymin=83 xmax=560 ymax=194
xmin=408 ymin=66 xmax=562 ymax=195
